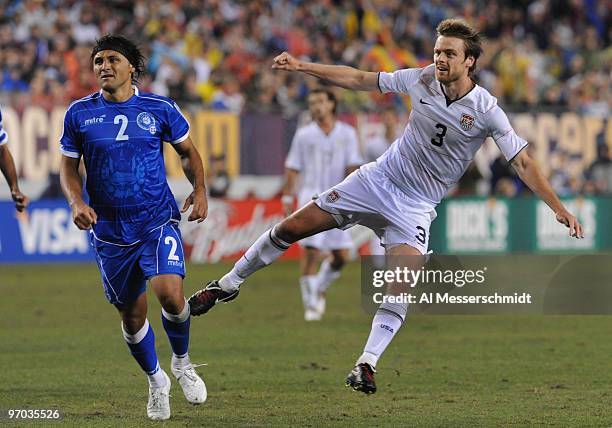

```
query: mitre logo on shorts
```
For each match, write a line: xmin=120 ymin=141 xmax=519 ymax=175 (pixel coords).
xmin=326 ymin=190 xmax=340 ymax=203
xmin=136 ymin=112 xmax=157 ymax=134
xmin=460 ymin=113 xmax=475 ymax=131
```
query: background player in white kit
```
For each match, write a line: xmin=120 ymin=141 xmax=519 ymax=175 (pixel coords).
xmin=189 ymin=19 xmax=584 ymax=394
xmin=363 ymin=106 xmax=401 ymax=258
xmin=283 ymin=88 xmax=362 ymax=321
xmin=363 ymin=106 xmax=401 ymax=164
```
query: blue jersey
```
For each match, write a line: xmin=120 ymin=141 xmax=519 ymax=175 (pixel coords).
xmin=60 ymin=87 xmax=189 ymax=245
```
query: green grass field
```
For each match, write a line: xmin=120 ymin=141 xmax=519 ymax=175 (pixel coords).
xmin=1 ymin=261 xmax=612 ymax=427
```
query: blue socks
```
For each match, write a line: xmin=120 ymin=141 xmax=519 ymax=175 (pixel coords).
xmin=121 ymin=299 xmax=191 ymax=386
xmin=122 ymin=319 xmax=166 ymax=387
xmin=161 ymin=298 xmax=190 ymax=358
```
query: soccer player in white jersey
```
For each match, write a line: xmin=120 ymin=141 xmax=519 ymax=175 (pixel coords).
xmin=283 ymin=88 xmax=362 ymax=320
xmin=189 ymin=19 xmax=584 ymax=394
xmin=0 ymin=108 xmax=28 ymax=212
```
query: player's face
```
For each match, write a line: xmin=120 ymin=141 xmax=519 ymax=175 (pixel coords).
xmin=433 ymin=36 xmax=474 ymax=83
xmin=308 ymin=93 xmax=334 ymax=121
xmin=93 ymin=50 xmax=135 ymax=92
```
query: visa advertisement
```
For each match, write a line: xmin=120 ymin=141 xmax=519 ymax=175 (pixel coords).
xmin=0 ymin=199 xmax=93 ymax=263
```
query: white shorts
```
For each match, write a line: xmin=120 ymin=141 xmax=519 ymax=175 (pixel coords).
xmin=297 ymin=193 xmax=353 ymax=251
xmin=314 ymin=163 xmax=437 ymax=255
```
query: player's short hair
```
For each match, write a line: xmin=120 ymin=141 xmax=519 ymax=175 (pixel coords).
xmin=308 ymin=88 xmax=337 ymax=114
xmin=91 ymin=35 xmax=145 ymax=84
xmin=436 ymin=19 xmax=483 ymax=76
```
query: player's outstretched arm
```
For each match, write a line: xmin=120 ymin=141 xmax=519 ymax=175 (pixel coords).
xmin=272 ymin=52 xmax=379 ymax=91
xmin=0 ymin=144 xmax=28 ymax=212
xmin=173 ymin=137 xmax=208 ymax=223
xmin=60 ymin=155 xmax=97 ymax=230
xmin=511 ymin=149 xmax=584 ymax=238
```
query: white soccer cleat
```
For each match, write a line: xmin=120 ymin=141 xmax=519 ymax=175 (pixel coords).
xmin=304 ymin=293 xmax=326 ymax=321
xmin=171 ymin=361 xmax=207 ymax=405
xmin=304 ymin=307 xmax=322 ymax=321
xmin=147 ymin=370 xmax=171 ymax=421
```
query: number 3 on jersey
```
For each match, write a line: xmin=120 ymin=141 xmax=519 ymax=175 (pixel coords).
xmin=415 ymin=226 xmax=427 ymax=245
xmin=430 ymin=123 xmax=446 ymax=147
xmin=114 ymin=114 xmax=129 ymax=141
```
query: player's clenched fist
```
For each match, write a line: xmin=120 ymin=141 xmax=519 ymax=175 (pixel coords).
xmin=11 ymin=189 xmax=29 ymax=212
xmin=272 ymin=51 xmax=301 ymax=71
xmin=70 ymin=200 xmax=97 ymax=230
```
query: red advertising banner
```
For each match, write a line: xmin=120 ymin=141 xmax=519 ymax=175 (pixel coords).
xmin=178 ymin=198 xmax=375 ymax=263
xmin=179 ymin=198 xmax=299 ymax=263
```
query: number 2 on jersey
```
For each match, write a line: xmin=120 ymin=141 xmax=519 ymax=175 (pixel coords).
xmin=430 ymin=123 xmax=446 ymax=147
xmin=114 ymin=115 xmax=129 ymax=141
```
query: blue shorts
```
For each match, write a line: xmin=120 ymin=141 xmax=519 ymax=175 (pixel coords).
xmin=91 ymin=222 xmax=186 ymax=305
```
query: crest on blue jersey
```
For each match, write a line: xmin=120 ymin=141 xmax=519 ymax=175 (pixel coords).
xmin=137 ymin=112 xmax=157 ymax=134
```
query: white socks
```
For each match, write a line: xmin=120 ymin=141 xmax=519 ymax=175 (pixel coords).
xmin=316 ymin=258 xmax=342 ymax=294
xmin=147 ymin=366 xmax=167 ymax=388
xmin=219 ymin=226 xmax=291 ymax=292
xmin=357 ymin=302 xmax=408 ymax=368
xmin=161 ymin=299 xmax=190 ymax=324
xmin=299 ymin=275 xmax=318 ymax=309
xmin=172 ymin=353 xmax=191 ymax=371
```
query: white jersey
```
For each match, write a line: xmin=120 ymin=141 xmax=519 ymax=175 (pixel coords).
xmin=285 ymin=121 xmax=363 ymax=206
xmin=377 ymin=64 xmax=528 ymax=207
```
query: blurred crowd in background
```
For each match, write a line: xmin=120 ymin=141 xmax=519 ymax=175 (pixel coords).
xmin=0 ymin=0 xmax=610 ymax=197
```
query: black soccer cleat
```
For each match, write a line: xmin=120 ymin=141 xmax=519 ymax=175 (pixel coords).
xmin=345 ymin=363 xmax=377 ymax=394
xmin=188 ymin=280 xmax=240 ymax=316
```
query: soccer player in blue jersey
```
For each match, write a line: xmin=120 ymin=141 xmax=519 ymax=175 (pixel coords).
xmin=0 ymin=108 xmax=28 ymax=212
xmin=59 ymin=35 xmax=207 ymax=421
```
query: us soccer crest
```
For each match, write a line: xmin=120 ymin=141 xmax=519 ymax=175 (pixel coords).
xmin=137 ymin=112 xmax=157 ymax=135
xmin=460 ymin=113 xmax=475 ymax=131
xmin=326 ymin=190 xmax=340 ymax=203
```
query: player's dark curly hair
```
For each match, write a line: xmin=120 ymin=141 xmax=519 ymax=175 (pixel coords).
xmin=90 ymin=35 xmax=146 ymax=84
xmin=436 ymin=19 xmax=483 ymax=76
xmin=309 ymin=88 xmax=338 ymax=114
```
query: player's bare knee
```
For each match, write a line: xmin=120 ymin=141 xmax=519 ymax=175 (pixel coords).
xmin=330 ymin=258 xmax=346 ymax=270
xmin=121 ymin=313 xmax=146 ymax=334
xmin=330 ymin=252 xmax=348 ymax=270
xmin=158 ymin=294 xmax=184 ymax=315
